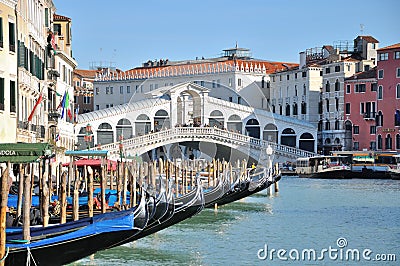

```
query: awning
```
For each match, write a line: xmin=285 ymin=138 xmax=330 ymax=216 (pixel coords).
xmin=65 ymin=150 xmax=108 ymax=157
xmin=0 ymin=143 xmax=52 ymax=163
xmin=62 ymin=158 xmax=117 ymax=171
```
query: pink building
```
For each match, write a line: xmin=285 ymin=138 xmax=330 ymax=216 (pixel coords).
xmin=344 ymin=68 xmax=377 ymax=150
xmin=376 ymin=43 xmax=400 ymax=151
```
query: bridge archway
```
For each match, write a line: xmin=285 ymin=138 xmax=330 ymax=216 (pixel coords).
xmin=175 ymin=89 xmax=202 ymax=126
xmin=154 ymin=109 xmax=170 ymax=131
xmin=281 ymin=128 xmax=296 ymax=147
xmin=263 ymin=123 xmax=278 ymax=143
xmin=209 ymin=110 xmax=224 ymax=128
xmin=97 ymin=122 xmax=114 ymax=145
xmin=227 ymin=114 xmax=242 ymax=133
xmin=116 ymin=118 xmax=133 ymax=139
xmin=135 ymin=114 xmax=151 ymax=136
xmin=245 ymin=119 xmax=260 ymax=139
xmin=299 ymin=132 xmax=314 ymax=152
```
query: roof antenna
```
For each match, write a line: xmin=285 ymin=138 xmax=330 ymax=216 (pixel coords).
xmin=235 ymin=41 xmax=238 ymax=49
xmin=360 ymin=24 xmax=364 ymax=35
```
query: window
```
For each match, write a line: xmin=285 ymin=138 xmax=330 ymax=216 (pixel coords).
xmin=377 ymin=135 xmax=382 ymax=149
xmin=325 ymin=121 xmax=330 ymax=130
xmin=106 ymin=104 xmax=109 ymax=108
xmin=371 ymin=83 xmax=377 ymax=91
xmin=335 ymin=98 xmax=339 ymax=111
xmin=395 ymin=51 xmax=400 ymax=59
xmin=325 ymin=67 xmax=330 ymax=74
xmin=395 ymin=110 xmax=400 ymax=126
xmin=217 ymin=79 xmax=220 ymax=87
xmin=354 ymin=142 xmax=359 ymax=150
xmin=370 ymin=141 xmax=376 ymax=150
xmin=287 ymin=75 xmax=290 ymax=80
xmin=9 ymin=80 xmax=15 ymax=112
xmin=229 ymin=97 xmax=232 ymax=102
xmin=212 ymin=80 xmax=216 ymax=88
xmin=335 ymin=120 xmax=340 ymax=130
xmin=95 ymin=87 xmax=99 ymax=95
xmin=110 ymin=87 xmax=113 ymax=94
xmin=200 ymin=81 xmax=204 ymax=86
xmin=397 ymin=84 xmax=400 ymax=98
xmin=370 ymin=126 xmax=376 ymax=134
xmin=120 ymin=86 xmax=123 ymax=94
xmin=229 ymin=78 xmax=232 ymax=87
xmin=279 ymin=105 xmax=282 ymax=115
xmin=346 ymin=84 xmax=351 ymax=93
xmin=301 ymin=102 xmax=307 ymax=114
xmin=295 ymin=73 xmax=298 ymax=79
xmin=127 ymin=86 xmax=131 ymax=93
xmin=285 ymin=104 xmax=290 ymax=116
xmin=54 ymin=24 xmax=62 ymax=35
xmin=106 ymin=87 xmax=109 ymax=94
xmin=293 ymin=103 xmax=298 ymax=115
xmin=378 ymin=69 xmax=384 ymax=79
xmin=0 ymin=18 xmax=3 ymax=48
xmin=238 ymin=78 xmax=242 ymax=87
xmin=360 ymin=102 xmax=365 ymax=114
xmin=335 ymin=65 xmax=340 ymax=72
xmin=397 ymin=68 xmax=400 ymax=78
xmin=355 ymin=84 xmax=366 ymax=93
xmin=83 ymin=96 xmax=91 ymax=104
xmin=379 ymin=52 xmax=388 ymax=61
xmin=96 ymin=105 xmax=99 ymax=110
xmin=8 ymin=22 xmax=16 ymax=52
xmin=397 ymin=134 xmax=400 ymax=149
xmin=238 ymin=97 xmax=242 ymax=104
xmin=325 ymin=81 xmax=330 ymax=92
xmin=326 ymin=99 xmax=330 ymax=112
xmin=302 ymin=71 xmax=307 ymax=77
xmin=335 ymin=80 xmax=340 ymax=91
xmin=353 ymin=125 xmax=359 ymax=134
xmin=150 ymin=84 xmax=153 ymax=91
xmin=345 ymin=103 xmax=350 ymax=114
xmin=378 ymin=85 xmax=383 ymax=99
xmin=0 ymin=77 xmax=4 ymax=110
xmin=386 ymin=134 xmax=392 ymax=149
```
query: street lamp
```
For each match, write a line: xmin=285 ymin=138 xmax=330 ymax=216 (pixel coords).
xmin=84 ymin=123 xmax=93 ymax=149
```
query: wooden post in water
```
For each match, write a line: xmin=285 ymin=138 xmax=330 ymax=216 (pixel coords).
xmin=207 ymin=162 xmax=212 ymax=188
xmin=87 ymin=166 xmax=94 ymax=218
xmin=17 ymin=164 xmax=24 ymax=218
xmin=42 ymin=162 xmax=50 ymax=227
xmin=73 ymin=167 xmax=81 ymax=221
xmin=101 ymin=163 xmax=107 ymax=213
xmin=174 ymin=159 xmax=178 ymax=196
xmin=60 ymin=171 xmax=67 ymax=224
xmin=123 ymin=164 xmax=128 ymax=209
xmin=68 ymin=157 xmax=73 ymax=198
xmin=0 ymin=164 xmax=9 ymax=264
xmin=132 ymin=163 xmax=137 ymax=207
xmin=23 ymin=165 xmax=31 ymax=241
xmin=116 ymin=161 xmax=121 ymax=210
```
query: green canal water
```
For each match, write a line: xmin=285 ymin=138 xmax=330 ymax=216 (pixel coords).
xmin=70 ymin=176 xmax=400 ymax=265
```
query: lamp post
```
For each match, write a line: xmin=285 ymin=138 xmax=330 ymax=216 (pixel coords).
xmin=84 ymin=123 xmax=93 ymax=150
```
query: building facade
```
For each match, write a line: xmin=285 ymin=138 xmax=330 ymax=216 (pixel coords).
xmin=376 ymin=43 xmax=400 ymax=151
xmin=73 ymin=69 xmax=98 ymax=114
xmin=344 ymin=68 xmax=377 ymax=151
xmin=0 ymin=0 xmax=18 ymax=143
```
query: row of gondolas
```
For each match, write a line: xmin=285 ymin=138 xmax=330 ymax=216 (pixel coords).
xmin=3 ymin=164 xmax=281 ymax=266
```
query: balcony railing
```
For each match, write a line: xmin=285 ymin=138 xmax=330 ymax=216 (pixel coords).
xmin=363 ymin=112 xmax=376 ymax=120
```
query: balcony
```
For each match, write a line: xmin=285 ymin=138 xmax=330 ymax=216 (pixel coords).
xmin=363 ymin=112 xmax=376 ymax=120
xmin=48 ymin=110 xmax=61 ymax=125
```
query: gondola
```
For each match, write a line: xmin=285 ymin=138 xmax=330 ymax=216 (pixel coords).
xmin=207 ymin=167 xmax=279 ymax=207
xmin=4 ymin=189 xmax=149 ymax=266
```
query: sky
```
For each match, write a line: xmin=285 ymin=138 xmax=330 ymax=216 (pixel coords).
xmin=53 ymin=0 xmax=400 ymax=71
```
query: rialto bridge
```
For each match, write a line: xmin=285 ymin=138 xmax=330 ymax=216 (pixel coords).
xmin=75 ymin=82 xmax=317 ymax=164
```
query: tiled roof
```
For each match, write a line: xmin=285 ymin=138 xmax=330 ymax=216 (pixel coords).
xmin=357 ymin=35 xmax=379 ymax=43
xmin=74 ymin=69 xmax=100 ymax=78
xmin=346 ymin=67 xmax=376 ymax=81
xmin=378 ymin=43 xmax=400 ymax=51
xmin=54 ymin=14 xmax=71 ymax=22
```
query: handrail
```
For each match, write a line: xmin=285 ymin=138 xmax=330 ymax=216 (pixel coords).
xmin=95 ymin=127 xmax=317 ymax=159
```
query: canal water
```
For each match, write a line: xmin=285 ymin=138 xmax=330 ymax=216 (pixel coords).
xmin=70 ymin=176 xmax=400 ymax=265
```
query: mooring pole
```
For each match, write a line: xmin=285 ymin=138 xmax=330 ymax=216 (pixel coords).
xmin=0 ymin=163 xmax=9 ymax=265
xmin=87 ymin=166 xmax=94 ymax=218
xmin=23 ymin=165 xmax=31 ymax=241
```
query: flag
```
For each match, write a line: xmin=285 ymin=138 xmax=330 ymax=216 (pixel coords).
xmin=28 ymin=92 xmax=43 ymax=122
xmin=55 ymin=133 xmax=60 ymax=142
xmin=60 ymin=91 xmax=70 ymax=119
xmin=74 ymin=105 xmax=79 ymax=123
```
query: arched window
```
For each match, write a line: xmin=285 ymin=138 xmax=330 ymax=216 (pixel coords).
xmin=397 ymin=84 xmax=400 ymax=98
xmin=263 ymin=123 xmax=278 ymax=143
xmin=326 ymin=99 xmax=330 ymax=112
xmin=396 ymin=134 xmax=400 ymax=150
xmin=376 ymin=111 xmax=383 ymax=127
xmin=97 ymin=122 xmax=114 ymax=145
xmin=136 ymin=114 xmax=151 ymax=135
xmin=335 ymin=120 xmax=340 ymax=130
xmin=285 ymin=104 xmax=290 ymax=116
xmin=335 ymin=98 xmax=339 ymax=111
xmin=378 ymin=85 xmax=383 ymax=99
xmin=279 ymin=105 xmax=283 ymax=115
xmin=325 ymin=120 xmax=330 ymax=130
xmin=227 ymin=114 xmax=242 ymax=133
xmin=209 ymin=110 xmax=224 ymax=128
xmin=245 ymin=119 xmax=260 ymax=139
xmin=377 ymin=135 xmax=382 ymax=149
xmin=293 ymin=103 xmax=298 ymax=115
xmin=154 ymin=109 xmax=170 ymax=130
xmin=326 ymin=81 xmax=330 ymax=92
xmin=301 ymin=102 xmax=307 ymax=114
xmin=335 ymin=79 xmax=340 ymax=91
xmin=116 ymin=118 xmax=133 ymax=139
xmin=385 ymin=134 xmax=392 ymax=150
xmin=318 ymin=120 xmax=323 ymax=131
